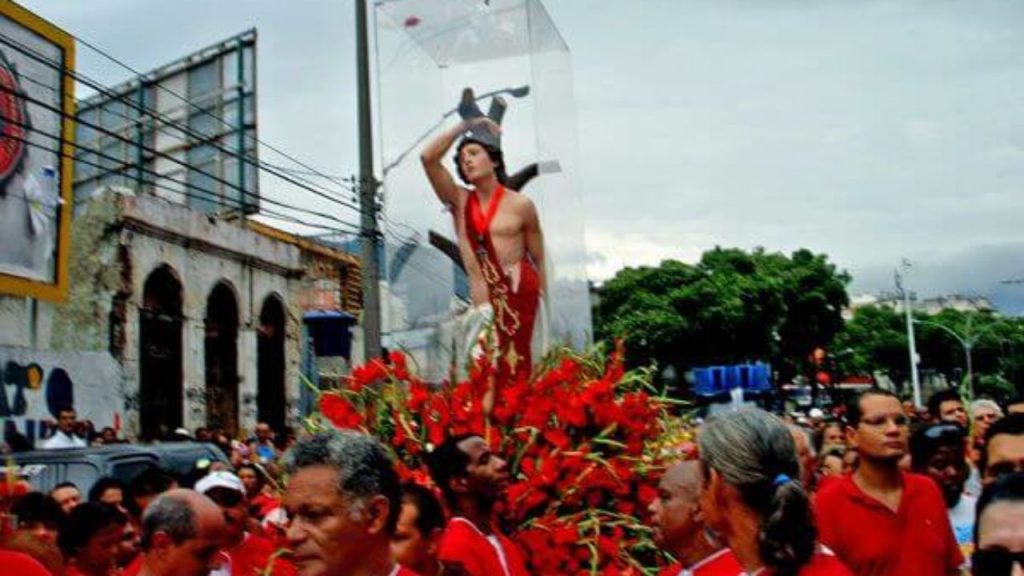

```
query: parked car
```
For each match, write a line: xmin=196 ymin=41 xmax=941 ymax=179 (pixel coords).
xmin=10 ymin=442 xmax=229 ymax=495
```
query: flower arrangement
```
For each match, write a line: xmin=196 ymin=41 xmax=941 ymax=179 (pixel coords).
xmin=308 ymin=343 xmax=690 ymax=575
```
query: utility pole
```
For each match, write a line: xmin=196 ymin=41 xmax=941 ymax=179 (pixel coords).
xmin=895 ymin=260 xmax=922 ymax=407
xmin=356 ymin=0 xmax=382 ymax=360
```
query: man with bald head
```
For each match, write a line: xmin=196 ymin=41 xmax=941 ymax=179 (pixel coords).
xmin=647 ymin=461 xmax=740 ymax=576
xmin=123 ymin=489 xmax=228 ymax=576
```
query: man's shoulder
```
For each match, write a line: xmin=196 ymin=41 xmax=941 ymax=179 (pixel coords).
xmin=815 ymin=474 xmax=854 ymax=504
xmin=440 ymin=519 xmax=484 ymax=551
xmin=903 ymin=471 xmax=947 ymax=502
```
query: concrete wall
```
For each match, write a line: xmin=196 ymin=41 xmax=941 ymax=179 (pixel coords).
xmin=0 ymin=190 xmax=306 ymax=441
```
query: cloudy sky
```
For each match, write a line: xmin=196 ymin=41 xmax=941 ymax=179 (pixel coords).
xmin=18 ymin=0 xmax=1024 ymax=313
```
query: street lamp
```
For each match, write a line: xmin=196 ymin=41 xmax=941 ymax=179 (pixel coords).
xmin=381 ymin=84 xmax=531 ymax=177
xmin=912 ymin=317 xmax=1001 ymax=401
xmin=914 ymin=319 xmax=973 ymax=399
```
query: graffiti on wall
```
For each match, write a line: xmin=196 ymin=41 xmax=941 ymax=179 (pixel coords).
xmin=0 ymin=347 xmax=120 ymax=447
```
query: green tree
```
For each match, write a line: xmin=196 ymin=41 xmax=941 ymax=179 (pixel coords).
xmin=595 ymin=247 xmax=851 ymax=390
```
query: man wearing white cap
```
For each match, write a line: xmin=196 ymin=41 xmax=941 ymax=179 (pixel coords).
xmin=194 ymin=470 xmax=296 ymax=576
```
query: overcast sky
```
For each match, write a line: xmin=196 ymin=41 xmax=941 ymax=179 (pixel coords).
xmin=19 ymin=0 xmax=1024 ymax=314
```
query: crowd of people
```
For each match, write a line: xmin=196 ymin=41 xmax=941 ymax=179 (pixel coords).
xmin=1 ymin=387 xmax=1024 ymax=575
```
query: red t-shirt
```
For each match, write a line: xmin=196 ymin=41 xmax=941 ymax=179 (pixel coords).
xmin=814 ymin=472 xmax=963 ymax=576
xmin=658 ymin=548 xmax=743 ymax=575
xmin=121 ymin=554 xmax=143 ymax=576
xmin=438 ymin=517 xmax=529 ymax=576
xmin=229 ymin=532 xmax=297 ymax=576
xmin=0 ymin=551 xmax=51 ymax=576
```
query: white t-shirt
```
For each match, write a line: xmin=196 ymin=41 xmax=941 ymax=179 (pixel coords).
xmin=39 ymin=431 xmax=86 ymax=449
xmin=949 ymin=493 xmax=977 ymax=546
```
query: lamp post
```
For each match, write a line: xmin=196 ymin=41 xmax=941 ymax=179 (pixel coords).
xmin=381 ymin=85 xmax=530 ymax=177
xmin=914 ymin=317 xmax=1001 ymax=401
xmin=895 ymin=261 xmax=922 ymax=407
xmin=914 ymin=319 xmax=973 ymax=399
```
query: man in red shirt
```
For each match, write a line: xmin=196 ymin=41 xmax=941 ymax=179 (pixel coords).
xmin=125 ymin=489 xmax=229 ymax=576
xmin=815 ymin=389 xmax=963 ymax=575
xmin=0 ymin=550 xmax=51 ymax=576
xmin=57 ymin=502 xmax=127 ymax=576
xmin=648 ymin=460 xmax=740 ymax=576
xmin=426 ymin=434 xmax=528 ymax=576
xmin=195 ymin=470 xmax=296 ymax=576
xmin=283 ymin=429 xmax=420 ymax=576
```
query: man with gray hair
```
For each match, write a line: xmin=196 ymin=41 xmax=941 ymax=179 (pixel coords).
xmin=647 ymin=460 xmax=739 ymax=575
xmin=124 ymin=488 xmax=227 ymax=576
xmin=283 ymin=428 xmax=417 ymax=576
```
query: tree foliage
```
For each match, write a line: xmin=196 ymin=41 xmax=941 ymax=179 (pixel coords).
xmin=595 ymin=247 xmax=851 ymax=387
xmin=835 ymin=305 xmax=1024 ymax=401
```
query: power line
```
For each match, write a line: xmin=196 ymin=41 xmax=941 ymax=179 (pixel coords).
xmin=1 ymin=29 xmax=429 ymax=265
xmin=6 ymin=120 xmax=360 ymax=234
xmin=0 ymin=91 xmax=359 ymax=233
xmin=0 ymin=31 xmax=361 ymax=213
xmin=12 ymin=133 xmax=354 ymax=237
xmin=73 ymin=33 xmax=360 ymax=198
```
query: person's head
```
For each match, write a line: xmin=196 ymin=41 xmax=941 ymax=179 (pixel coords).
xmin=818 ymin=445 xmax=846 ymax=478
xmin=453 ymin=137 xmax=507 ymax=187
xmin=58 ymin=502 xmax=128 ymax=576
xmin=194 ymin=470 xmax=248 ymax=546
xmin=255 ymin=422 xmax=274 ymax=443
xmin=426 ymin=434 xmax=510 ymax=510
xmin=128 ymin=466 xmax=178 ymax=516
xmin=194 ymin=427 xmax=212 ymax=443
xmin=391 ymin=483 xmax=446 ymax=575
xmin=928 ymin=389 xmax=968 ymax=427
xmin=236 ymin=463 xmax=266 ymax=498
xmin=647 ymin=461 xmax=711 ymax=560
xmin=972 ymin=399 xmax=1005 ymax=444
xmin=910 ymin=423 xmax=969 ymax=508
xmin=820 ymin=422 xmax=845 ymax=449
xmin=117 ymin=516 xmax=142 ymax=568
xmin=842 ymin=448 xmax=859 ymax=473
xmin=982 ymin=414 xmax=1024 ymax=486
xmin=50 ymin=482 xmax=82 ymax=514
xmin=698 ymin=408 xmax=815 ymax=576
xmin=139 ymin=489 xmax=227 ymax=576
xmin=56 ymin=406 xmax=76 ymax=434
xmin=11 ymin=491 xmax=62 ymax=544
xmin=845 ymin=389 xmax=908 ymax=465
xmin=88 ymin=477 xmax=125 ymax=507
xmin=973 ymin=472 xmax=1024 ymax=575
xmin=787 ymin=424 xmax=817 ymax=489
xmin=283 ymin=429 xmax=401 ymax=576
xmin=100 ymin=427 xmax=118 ymax=444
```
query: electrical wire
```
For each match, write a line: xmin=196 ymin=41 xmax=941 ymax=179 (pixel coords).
xmin=74 ymin=33 xmax=361 ymax=197
xmin=0 ymin=85 xmax=361 ymax=234
xmin=4 ymin=121 xmax=360 ymax=234
xmin=0 ymin=31 xmax=361 ymax=213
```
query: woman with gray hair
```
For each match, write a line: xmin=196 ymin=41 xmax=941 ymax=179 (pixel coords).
xmin=698 ymin=408 xmax=852 ymax=576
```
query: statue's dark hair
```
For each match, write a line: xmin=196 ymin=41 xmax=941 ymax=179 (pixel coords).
xmin=453 ymin=137 xmax=507 ymax=186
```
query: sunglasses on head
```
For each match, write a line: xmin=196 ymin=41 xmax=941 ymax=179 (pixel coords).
xmin=922 ymin=424 xmax=965 ymax=440
xmin=973 ymin=549 xmax=1024 ymax=575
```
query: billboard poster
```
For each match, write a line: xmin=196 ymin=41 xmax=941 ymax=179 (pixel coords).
xmin=0 ymin=1 xmax=74 ymax=302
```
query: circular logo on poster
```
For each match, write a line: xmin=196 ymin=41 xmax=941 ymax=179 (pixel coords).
xmin=0 ymin=49 xmax=28 ymax=192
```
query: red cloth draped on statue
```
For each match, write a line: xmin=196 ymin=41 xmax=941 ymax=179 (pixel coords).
xmin=464 ymin=186 xmax=540 ymax=380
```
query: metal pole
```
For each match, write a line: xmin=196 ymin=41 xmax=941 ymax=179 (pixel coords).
xmin=897 ymin=265 xmax=922 ymax=407
xmin=356 ymin=0 xmax=382 ymax=360
xmin=965 ymin=342 xmax=973 ymax=400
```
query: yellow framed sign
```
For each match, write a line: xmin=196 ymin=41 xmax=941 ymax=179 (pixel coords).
xmin=0 ymin=0 xmax=74 ymax=302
